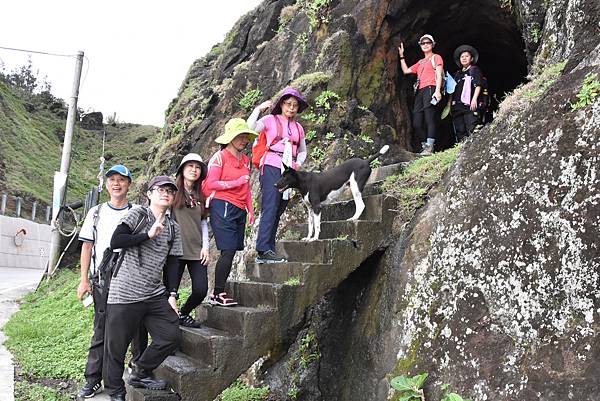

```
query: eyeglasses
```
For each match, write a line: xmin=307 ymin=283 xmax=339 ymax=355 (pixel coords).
xmin=152 ymin=186 xmax=176 ymax=195
xmin=420 ymin=41 xmax=433 ymax=46
xmin=282 ymin=100 xmax=299 ymax=109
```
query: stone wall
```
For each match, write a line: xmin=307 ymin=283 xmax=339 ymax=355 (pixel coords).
xmin=0 ymin=215 xmax=51 ymax=271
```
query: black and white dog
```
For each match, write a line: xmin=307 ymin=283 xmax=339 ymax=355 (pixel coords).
xmin=275 ymin=145 xmax=389 ymax=241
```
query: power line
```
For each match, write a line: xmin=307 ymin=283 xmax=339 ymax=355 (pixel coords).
xmin=0 ymin=45 xmax=75 ymax=58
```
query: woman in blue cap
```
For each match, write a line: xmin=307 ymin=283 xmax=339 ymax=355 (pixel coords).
xmin=247 ymin=87 xmax=308 ymax=264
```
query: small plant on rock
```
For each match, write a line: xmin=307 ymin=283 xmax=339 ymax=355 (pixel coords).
xmin=284 ymin=276 xmax=301 ymax=286
xmin=570 ymin=72 xmax=600 ymax=111
xmin=390 ymin=372 xmax=428 ymax=401
xmin=239 ymin=87 xmax=262 ymax=112
xmin=315 ymin=90 xmax=340 ymax=110
xmin=440 ymin=384 xmax=472 ymax=401
xmin=370 ymin=159 xmax=382 ymax=168
xmin=305 ymin=129 xmax=317 ymax=142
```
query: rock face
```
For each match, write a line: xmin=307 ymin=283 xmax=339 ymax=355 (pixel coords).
xmin=150 ymin=0 xmax=530 ymax=175
xmin=155 ymin=0 xmax=599 ymax=400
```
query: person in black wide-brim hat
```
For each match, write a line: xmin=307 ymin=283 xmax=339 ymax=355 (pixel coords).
xmin=450 ymin=44 xmax=483 ymax=142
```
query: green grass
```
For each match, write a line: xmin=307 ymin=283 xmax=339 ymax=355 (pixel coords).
xmin=3 ymin=268 xmax=94 ymax=381
xmin=0 ymin=81 xmax=159 ymax=206
xmin=284 ymin=276 xmax=301 ymax=286
xmin=14 ymin=381 xmax=70 ymax=401
xmin=382 ymin=145 xmax=461 ymax=219
xmin=217 ymin=381 xmax=270 ymax=401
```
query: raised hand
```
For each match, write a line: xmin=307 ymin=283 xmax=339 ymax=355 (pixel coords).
xmin=258 ymin=100 xmax=272 ymax=112
xmin=398 ymin=42 xmax=405 ymax=57
xmin=148 ymin=212 xmax=165 ymax=238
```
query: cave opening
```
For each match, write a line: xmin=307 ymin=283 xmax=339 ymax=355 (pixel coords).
xmin=388 ymin=0 xmax=529 ymax=151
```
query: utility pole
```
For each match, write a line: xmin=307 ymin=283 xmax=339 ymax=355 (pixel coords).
xmin=48 ymin=50 xmax=84 ymax=277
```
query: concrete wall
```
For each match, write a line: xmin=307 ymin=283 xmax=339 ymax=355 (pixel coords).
xmin=0 ymin=215 xmax=51 ymax=270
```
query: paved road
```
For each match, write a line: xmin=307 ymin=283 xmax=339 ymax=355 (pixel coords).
xmin=0 ymin=267 xmax=45 ymax=401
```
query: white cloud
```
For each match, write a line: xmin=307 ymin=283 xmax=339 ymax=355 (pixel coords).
xmin=0 ymin=0 xmax=263 ymax=126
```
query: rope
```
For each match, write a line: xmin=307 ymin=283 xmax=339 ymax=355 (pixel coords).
xmin=0 ymin=45 xmax=75 ymax=58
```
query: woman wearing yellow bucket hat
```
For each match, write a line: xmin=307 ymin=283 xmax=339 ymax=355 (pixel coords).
xmin=203 ymin=118 xmax=258 ymax=306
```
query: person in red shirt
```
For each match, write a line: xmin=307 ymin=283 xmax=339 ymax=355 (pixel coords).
xmin=398 ymin=34 xmax=444 ymax=156
xmin=203 ymin=118 xmax=257 ymax=306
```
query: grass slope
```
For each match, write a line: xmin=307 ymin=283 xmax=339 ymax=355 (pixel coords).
xmin=0 ymin=81 xmax=160 ymax=205
xmin=3 ymin=269 xmax=93 ymax=382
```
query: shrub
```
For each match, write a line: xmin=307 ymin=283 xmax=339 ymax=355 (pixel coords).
xmin=570 ymin=72 xmax=600 ymax=111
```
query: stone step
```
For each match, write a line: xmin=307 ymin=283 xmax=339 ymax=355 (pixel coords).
xmin=200 ymin=305 xmax=276 ymax=344
xmin=293 ymin=220 xmax=382 ymax=240
xmin=367 ymin=162 xmax=407 ymax=183
xmin=226 ymin=280 xmax=279 ymax=307
xmin=126 ymin=386 xmax=180 ymax=401
xmin=245 ymin=261 xmax=312 ymax=283
xmin=179 ymin=326 xmax=241 ymax=368
xmin=321 ymin=194 xmax=384 ymax=222
xmin=276 ymin=239 xmax=333 ymax=264
xmin=155 ymin=353 xmax=223 ymax=401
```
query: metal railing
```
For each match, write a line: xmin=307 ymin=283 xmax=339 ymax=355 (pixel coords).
xmin=0 ymin=188 xmax=99 ymax=225
xmin=0 ymin=192 xmax=52 ymax=223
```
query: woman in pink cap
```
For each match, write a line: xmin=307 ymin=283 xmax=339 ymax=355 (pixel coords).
xmin=247 ymin=87 xmax=308 ymax=264
xmin=398 ymin=34 xmax=445 ymax=155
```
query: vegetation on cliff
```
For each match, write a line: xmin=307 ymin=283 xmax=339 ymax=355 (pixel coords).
xmin=0 ymin=67 xmax=160 ymax=207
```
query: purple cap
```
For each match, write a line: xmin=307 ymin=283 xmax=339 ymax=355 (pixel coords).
xmin=272 ymin=87 xmax=308 ymax=115
xmin=147 ymin=175 xmax=178 ymax=191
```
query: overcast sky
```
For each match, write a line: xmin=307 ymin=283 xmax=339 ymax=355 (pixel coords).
xmin=0 ymin=0 xmax=263 ymax=126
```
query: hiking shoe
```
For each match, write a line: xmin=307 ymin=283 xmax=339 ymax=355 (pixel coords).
xmin=255 ymin=250 xmax=287 ymax=264
xmin=128 ymin=367 xmax=167 ymax=390
xmin=208 ymin=292 xmax=238 ymax=307
xmin=419 ymin=143 xmax=433 ymax=156
xmin=179 ymin=314 xmax=202 ymax=328
xmin=78 ymin=381 xmax=102 ymax=398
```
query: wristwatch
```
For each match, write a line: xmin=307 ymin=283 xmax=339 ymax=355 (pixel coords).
xmin=169 ymin=291 xmax=179 ymax=300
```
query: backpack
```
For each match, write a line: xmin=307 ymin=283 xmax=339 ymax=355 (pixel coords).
xmin=477 ymin=75 xmax=492 ymax=123
xmin=91 ymin=202 xmax=133 ymax=274
xmin=412 ymin=54 xmax=446 ymax=96
xmin=95 ymin=208 xmax=174 ymax=311
xmin=432 ymin=55 xmax=446 ymax=96
xmin=251 ymin=115 xmax=284 ymax=169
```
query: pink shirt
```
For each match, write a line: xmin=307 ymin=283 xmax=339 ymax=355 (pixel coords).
xmin=261 ymin=115 xmax=305 ymax=169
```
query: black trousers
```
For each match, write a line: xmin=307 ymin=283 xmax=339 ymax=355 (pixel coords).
xmin=174 ymin=260 xmax=208 ymax=316
xmin=103 ymin=295 xmax=180 ymax=396
xmin=413 ymin=86 xmax=439 ymax=143
xmin=84 ymin=276 xmax=148 ymax=385
xmin=452 ymin=106 xmax=479 ymax=142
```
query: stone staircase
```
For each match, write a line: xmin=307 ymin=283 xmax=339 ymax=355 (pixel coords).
xmin=127 ymin=166 xmax=402 ymax=401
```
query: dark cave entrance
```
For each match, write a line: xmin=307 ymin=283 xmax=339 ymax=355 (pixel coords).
xmin=388 ymin=0 xmax=529 ymax=151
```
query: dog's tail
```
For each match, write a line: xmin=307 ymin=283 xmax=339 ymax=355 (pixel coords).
xmin=367 ymin=145 xmax=389 ymax=164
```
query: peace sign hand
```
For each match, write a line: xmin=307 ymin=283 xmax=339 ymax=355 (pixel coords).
xmin=148 ymin=212 xmax=165 ymax=238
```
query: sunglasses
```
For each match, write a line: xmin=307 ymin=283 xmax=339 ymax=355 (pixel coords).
xmin=420 ymin=41 xmax=433 ymax=45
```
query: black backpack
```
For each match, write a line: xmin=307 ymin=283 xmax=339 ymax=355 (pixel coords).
xmin=477 ymin=75 xmax=493 ymax=124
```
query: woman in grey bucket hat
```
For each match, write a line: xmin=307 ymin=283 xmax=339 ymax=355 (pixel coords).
xmin=247 ymin=87 xmax=309 ymax=264
xmin=169 ymin=153 xmax=210 ymax=327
